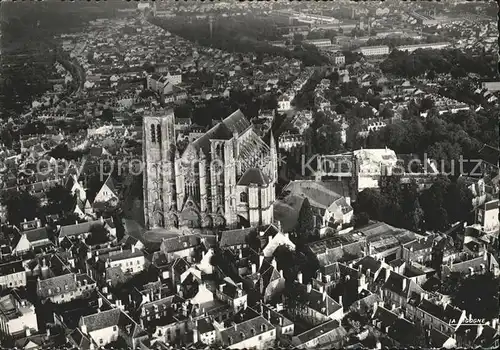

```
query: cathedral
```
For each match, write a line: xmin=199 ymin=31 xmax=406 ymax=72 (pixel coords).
xmin=142 ymin=109 xmax=278 ymax=230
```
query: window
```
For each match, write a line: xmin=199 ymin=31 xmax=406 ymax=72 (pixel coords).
xmin=258 ymin=336 xmax=262 ymax=341
xmin=99 ymin=339 xmax=103 ymax=344
xmin=157 ymin=124 xmax=162 ymax=144
xmin=151 ymin=125 xmax=156 ymax=143
xmin=113 ymin=326 xmax=117 ymax=331
xmin=240 ymin=192 xmax=248 ymax=203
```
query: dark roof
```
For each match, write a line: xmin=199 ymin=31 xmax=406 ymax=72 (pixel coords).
xmin=0 ymin=260 xmax=24 ymax=276
xmin=197 ymin=317 xmax=215 ymax=334
xmin=373 ymin=305 xmax=398 ymax=328
xmin=237 ymin=168 xmax=270 ymax=186
xmin=295 ymin=319 xmax=347 ymax=345
xmin=219 ymin=227 xmax=256 ymax=248
xmin=25 ymin=227 xmax=50 ymax=243
xmin=190 ymin=109 xmax=251 ymax=155
xmin=479 ymin=144 xmax=499 ymax=166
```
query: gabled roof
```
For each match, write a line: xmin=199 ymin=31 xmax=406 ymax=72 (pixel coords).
xmin=219 ymin=227 xmax=256 ymax=248
xmin=25 ymin=227 xmax=50 ymax=243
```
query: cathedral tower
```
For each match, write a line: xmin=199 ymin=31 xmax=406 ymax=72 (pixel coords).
xmin=143 ymin=109 xmax=175 ymax=228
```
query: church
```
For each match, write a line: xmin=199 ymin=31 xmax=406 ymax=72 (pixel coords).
xmin=142 ymin=109 xmax=278 ymax=230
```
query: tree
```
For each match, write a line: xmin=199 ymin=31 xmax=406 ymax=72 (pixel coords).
xmin=101 ymin=108 xmax=114 ymax=122
xmin=0 ymin=190 xmax=41 ymax=225
xmin=295 ymin=198 xmax=315 ymax=241
xmin=426 ymin=70 xmax=436 ymax=81
xmin=450 ymin=272 xmax=500 ymax=320
xmin=45 ymin=185 xmax=76 ymax=216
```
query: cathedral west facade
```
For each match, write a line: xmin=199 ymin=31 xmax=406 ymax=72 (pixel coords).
xmin=143 ymin=109 xmax=278 ymax=230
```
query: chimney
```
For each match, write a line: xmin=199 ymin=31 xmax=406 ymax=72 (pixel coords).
xmin=239 ymin=249 xmax=243 ymax=259
xmin=219 ymin=283 xmax=226 ymax=292
xmin=259 ymin=255 xmax=264 ymax=268
xmin=25 ymin=328 xmax=31 ymax=337
xmin=385 ymin=269 xmax=390 ymax=282
xmin=271 ymin=258 xmax=277 ymax=269
xmin=338 ymin=295 xmax=343 ymax=306
xmin=367 ymin=268 xmax=371 ymax=277
xmin=297 ymin=272 xmax=303 ymax=284
xmin=402 ymin=278 xmax=407 ymax=291
xmin=98 ymin=297 xmax=103 ymax=309
xmin=279 ymin=269 xmax=283 ymax=278
xmin=251 ymin=263 xmax=257 ymax=274
xmin=319 ymin=285 xmax=324 ymax=293
xmin=306 ymin=284 xmax=312 ymax=293
xmin=81 ymin=323 xmax=87 ymax=335
xmin=267 ymin=309 xmax=271 ymax=321
xmin=46 ymin=327 xmax=51 ymax=338
xmin=259 ymin=231 xmax=265 ymax=237
xmin=392 ymin=304 xmax=396 ymax=311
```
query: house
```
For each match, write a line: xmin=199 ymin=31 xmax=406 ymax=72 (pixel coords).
xmin=93 ymin=175 xmax=119 ymax=205
xmin=0 ymin=291 xmax=38 ymax=337
xmin=289 ymin=279 xmax=344 ymax=325
xmin=59 ymin=218 xmax=116 ymax=243
xmin=160 ymin=234 xmax=203 ymax=263
xmin=79 ymin=308 xmax=147 ymax=348
xmin=0 ymin=260 xmax=27 ymax=289
xmin=86 ymin=246 xmax=146 ymax=286
xmin=401 ymin=235 xmax=435 ymax=264
xmin=378 ymin=270 xmax=424 ymax=309
xmin=215 ymin=282 xmax=248 ymax=313
xmin=37 ymin=273 xmax=96 ymax=303
xmin=66 ymin=174 xmax=87 ymax=202
xmin=12 ymin=227 xmax=52 ymax=255
xmin=292 ymin=319 xmax=347 ymax=349
xmin=217 ymin=311 xmax=276 ymax=350
xmin=277 ymin=94 xmax=292 ymax=112
xmin=243 ymin=256 xmax=286 ymax=303
xmin=323 ymin=197 xmax=353 ymax=230
xmin=406 ymin=293 xmax=465 ymax=336
xmin=195 ymin=317 xmax=216 ymax=345
xmin=262 ymin=231 xmax=295 ymax=258
xmin=254 ymin=303 xmax=294 ymax=338
xmin=476 ymin=199 xmax=499 ymax=233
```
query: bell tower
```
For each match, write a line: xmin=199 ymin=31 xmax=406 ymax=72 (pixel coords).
xmin=143 ymin=109 xmax=175 ymax=229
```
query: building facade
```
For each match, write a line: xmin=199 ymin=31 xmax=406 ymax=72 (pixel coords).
xmin=143 ymin=109 xmax=278 ymax=230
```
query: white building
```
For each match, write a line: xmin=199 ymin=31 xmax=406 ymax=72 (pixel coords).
xmin=0 ymin=261 xmax=27 ymax=289
xmin=79 ymin=308 xmax=145 ymax=348
xmin=395 ymin=42 xmax=451 ymax=53
xmin=36 ymin=273 xmax=96 ymax=303
xmin=477 ymin=199 xmax=499 ymax=233
xmin=215 ymin=282 xmax=248 ymax=313
xmin=262 ymin=232 xmax=296 ymax=258
xmin=353 ymin=148 xmax=398 ymax=191
xmin=0 ymin=292 xmax=38 ymax=337
xmin=278 ymin=95 xmax=292 ymax=112
xmin=357 ymin=45 xmax=390 ymax=57
xmin=333 ymin=54 xmax=345 ymax=65
xmin=218 ymin=315 xmax=276 ymax=350
xmin=93 ymin=175 xmax=119 ymax=204
xmin=304 ymin=39 xmax=332 ymax=48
